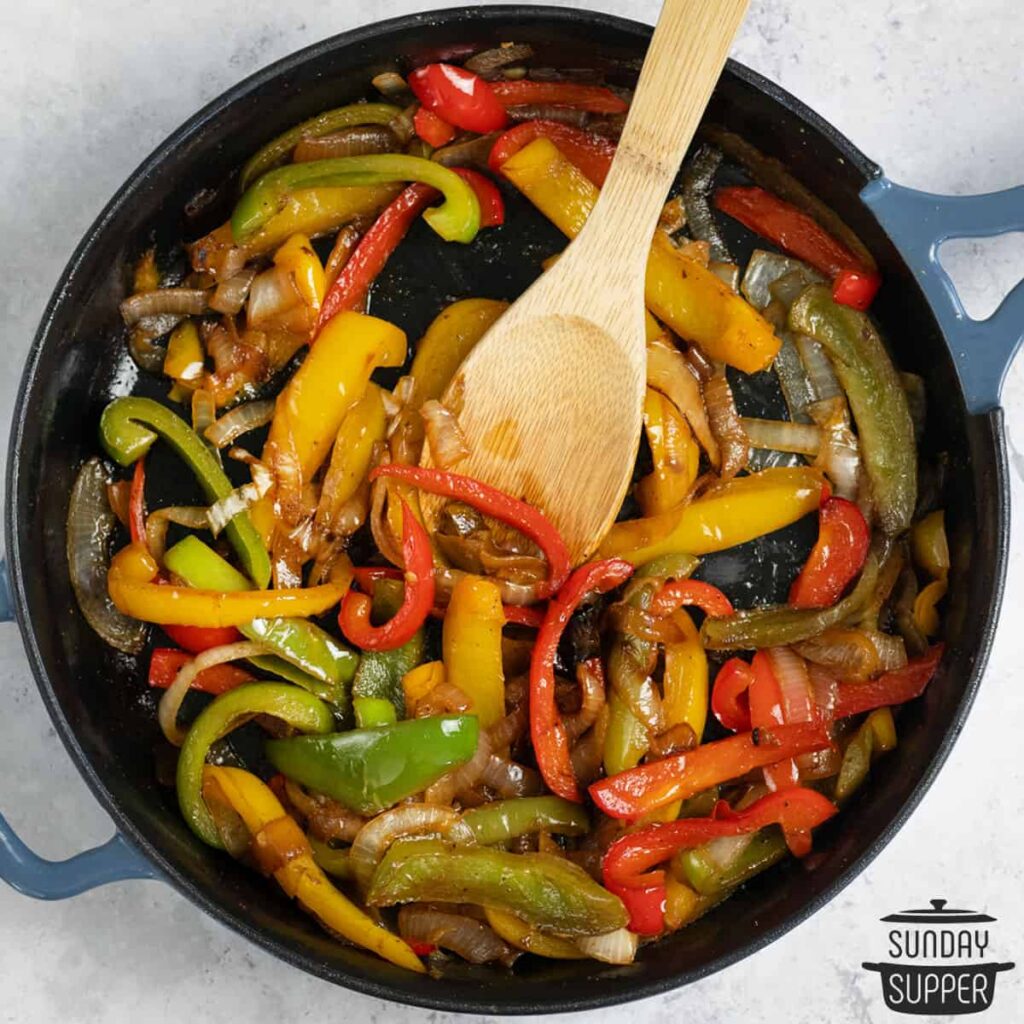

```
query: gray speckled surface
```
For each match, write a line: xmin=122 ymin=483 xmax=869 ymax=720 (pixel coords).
xmin=1 ymin=1 xmax=1023 ymax=1021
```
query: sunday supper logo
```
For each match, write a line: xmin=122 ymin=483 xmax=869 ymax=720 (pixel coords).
xmin=862 ymin=899 xmax=1015 ymax=1015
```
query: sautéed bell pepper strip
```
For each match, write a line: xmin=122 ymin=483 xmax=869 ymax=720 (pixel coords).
xmin=162 ymin=623 xmax=241 ymax=654
xmin=503 ymin=604 xmax=544 ymax=628
xmin=443 ymin=575 xmax=506 ymax=728
xmin=711 ymin=657 xmax=755 ymax=732
xmin=588 ymin=721 xmax=831 ymax=820
xmin=367 ymin=840 xmax=629 ymax=938
xmin=203 ymin=765 xmax=425 ymax=974
xmin=128 ymin=456 xmax=147 ymax=548
xmin=408 ymin=63 xmax=508 ymax=134
xmin=789 ymin=497 xmax=870 ymax=609
xmin=100 ymin=396 xmax=271 ymax=587
xmin=231 ymin=154 xmax=480 ymax=246
xmin=649 ymin=579 xmax=734 ymax=619
xmin=413 ymin=106 xmax=456 ymax=148
xmin=148 ymin=647 xmax=254 ymax=695
xmin=662 ymin=609 xmax=709 ymax=741
xmin=108 ymin=543 xmax=344 ymax=627
xmin=531 ymin=559 xmax=635 ymax=801
xmin=315 ymin=184 xmax=439 ymax=335
xmin=238 ymin=102 xmax=402 ymax=191
xmin=266 ymin=715 xmax=479 ymax=815
xmin=603 ymin=788 xmax=838 ymax=891
xmin=489 ymin=120 xmax=616 ymax=186
xmin=369 ymin=464 xmax=572 ymax=599
xmin=713 ymin=186 xmax=882 ymax=309
xmin=499 ymin=138 xmax=780 ymax=374
xmin=339 ymin=501 xmax=435 ymax=652
xmin=451 ymin=168 xmax=505 ymax=227
xmin=461 ymin=796 xmax=590 ymax=846
xmin=749 ymin=651 xmax=799 ymax=791
xmin=177 ymin=682 xmax=333 ymax=848
xmin=789 ymin=287 xmax=917 ymax=535
xmin=833 ymin=644 xmax=944 ymax=719
xmin=490 ymin=79 xmax=628 ymax=114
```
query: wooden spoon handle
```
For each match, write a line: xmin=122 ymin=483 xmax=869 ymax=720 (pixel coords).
xmin=581 ymin=0 xmax=750 ymax=265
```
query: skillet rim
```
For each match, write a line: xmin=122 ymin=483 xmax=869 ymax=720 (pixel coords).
xmin=4 ymin=4 xmax=1010 ymax=1013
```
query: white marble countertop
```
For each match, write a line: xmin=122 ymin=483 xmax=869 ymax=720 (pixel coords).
xmin=1 ymin=2 xmax=1022 ymax=1021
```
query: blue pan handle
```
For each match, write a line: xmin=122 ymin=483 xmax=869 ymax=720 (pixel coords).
xmin=0 ymin=557 xmax=159 ymax=897
xmin=860 ymin=177 xmax=1024 ymax=414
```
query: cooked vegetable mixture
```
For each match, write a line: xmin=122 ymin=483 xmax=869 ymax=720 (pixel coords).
xmin=69 ymin=44 xmax=947 ymax=971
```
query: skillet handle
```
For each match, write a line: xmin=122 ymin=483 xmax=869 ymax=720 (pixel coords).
xmin=0 ymin=561 xmax=159 ymax=896
xmin=860 ymin=177 xmax=1024 ymax=415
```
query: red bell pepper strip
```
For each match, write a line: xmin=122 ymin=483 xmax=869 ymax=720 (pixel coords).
xmin=611 ymin=878 xmax=667 ymax=936
xmin=351 ymin=566 xmax=403 ymax=592
xmin=714 ymin=186 xmax=883 ymax=310
xmin=502 ymin=604 xmax=544 ymax=628
xmin=602 ymin=788 xmax=838 ymax=890
xmin=369 ymin=464 xmax=572 ymax=600
xmin=413 ymin=106 xmax=456 ymax=148
xmin=489 ymin=120 xmax=616 ymax=186
xmin=750 ymin=650 xmax=799 ymax=790
xmin=148 ymin=647 xmax=254 ymax=695
xmin=339 ymin=501 xmax=435 ymax=652
xmin=315 ymin=183 xmax=439 ymax=337
xmin=789 ymin=497 xmax=871 ymax=609
xmin=162 ymin=622 xmax=242 ymax=653
xmin=649 ymin=579 xmax=734 ymax=619
xmin=490 ymin=80 xmax=628 ymax=114
xmin=711 ymin=657 xmax=755 ymax=732
xmin=531 ymin=560 xmax=634 ymax=801
xmin=407 ymin=941 xmax=437 ymax=957
xmin=832 ymin=268 xmax=881 ymax=312
xmin=588 ymin=721 xmax=831 ymax=820
xmin=129 ymin=455 xmax=147 ymax=548
xmin=833 ymin=644 xmax=944 ymax=719
xmin=408 ymin=63 xmax=508 ymax=133
xmin=451 ymin=168 xmax=505 ymax=227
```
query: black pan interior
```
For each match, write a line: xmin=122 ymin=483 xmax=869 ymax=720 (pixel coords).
xmin=5 ymin=6 xmax=1007 ymax=1015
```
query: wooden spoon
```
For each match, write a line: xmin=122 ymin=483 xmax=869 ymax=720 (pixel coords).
xmin=422 ymin=0 xmax=750 ymax=564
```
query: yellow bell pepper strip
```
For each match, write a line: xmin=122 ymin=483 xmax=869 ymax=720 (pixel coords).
xmin=663 ymin=874 xmax=712 ymax=930
xmin=443 ymin=574 xmax=506 ymax=728
xmin=178 ymin=684 xmax=333 ymax=847
xmin=604 ymin=689 xmax=649 ymax=776
xmin=701 ymin=550 xmax=880 ymax=651
xmin=232 ymin=155 xmax=481 ymax=245
xmin=662 ymin=610 xmax=708 ymax=741
xmin=914 ymin=578 xmax=947 ymax=636
xmin=483 ymin=908 xmax=586 ymax=959
xmin=163 ymin=320 xmax=205 ymax=386
xmin=911 ymin=510 xmax=950 ymax=581
xmin=108 ymin=543 xmax=344 ymax=627
xmin=637 ymin=389 xmax=700 ymax=516
xmin=100 ymin=396 xmax=271 ymax=587
xmin=239 ymin=102 xmax=403 ymax=190
xmin=272 ymin=233 xmax=325 ymax=311
xmin=202 ymin=765 xmax=425 ymax=973
xmin=833 ymin=706 xmax=897 ymax=803
xmin=498 ymin=137 xmax=780 ymax=373
xmin=367 ymin=839 xmax=628 ymax=938
xmin=600 ymin=466 xmax=825 ymax=566
xmin=789 ymin=285 xmax=916 ymax=535
xmin=402 ymin=660 xmax=445 ymax=710
xmin=251 ymin=311 xmax=407 ymax=540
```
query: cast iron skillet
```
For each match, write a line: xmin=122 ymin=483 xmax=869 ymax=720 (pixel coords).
xmin=2 ymin=6 xmax=1023 ymax=1016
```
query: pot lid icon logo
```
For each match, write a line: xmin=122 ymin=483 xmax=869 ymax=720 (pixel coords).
xmin=863 ymin=897 xmax=1014 ymax=1015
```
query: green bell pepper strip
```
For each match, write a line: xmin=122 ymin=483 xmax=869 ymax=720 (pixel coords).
xmin=701 ymin=550 xmax=879 ymax=650
xmin=163 ymin=536 xmax=357 ymax=707
xmin=789 ymin=285 xmax=917 ymax=535
xmin=232 ymin=154 xmax=481 ymax=245
xmin=462 ymin=797 xmax=590 ymax=846
xmin=309 ymin=837 xmax=355 ymax=881
xmin=834 ymin=707 xmax=897 ymax=803
xmin=177 ymin=682 xmax=333 ymax=847
xmin=367 ymin=839 xmax=628 ymax=938
xmin=351 ymin=578 xmax=425 ymax=719
xmin=354 ymin=696 xmax=399 ymax=729
xmin=266 ymin=715 xmax=479 ymax=815
xmin=673 ymin=827 xmax=787 ymax=898
xmin=634 ymin=553 xmax=701 ymax=581
xmin=100 ymin=397 xmax=271 ymax=588
xmin=239 ymin=102 xmax=402 ymax=191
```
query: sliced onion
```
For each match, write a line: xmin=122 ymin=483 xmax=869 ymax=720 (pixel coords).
xmin=285 ymin=779 xmax=365 ymax=843
xmin=681 ymin=144 xmax=731 ymax=261
xmin=570 ymin=708 xmax=609 ymax=788
xmin=209 ymin=267 xmax=257 ymax=315
xmin=765 ymin=647 xmax=815 ymax=724
xmin=119 ymin=288 xmax=208 ymax=326
xmin=434 ymin=564 xmax=540 ymax=608
xmin=372 ymin=70 xmax=409 ymax=97
xmin=324 ymin=224 xmax=362 ymax=289
xmin=488 ymin=701 xmax=528 ymax=750
xmin=865 ymin=630 xmax=908 ymax=672
xmin=128 ymin=321 xmax=174 ymax=372
xmin=564 ymin=659 xmax=606 ymax=740
xmin=399 ymin=907 xmax=516 ymax=965
xmin=902 ymin=372 xmax=927 ymax=441
xmin=145 ymin=505 xmax=209 ymax=563
xmin=770 ymin=266 xmax=829 ymax=310
xmin=421 ymin=399 xmax=470 ymax=470
xmin=247 ymin=266 xmax=302 ymax=328
xmin=67 ymin=458 xmax=148 ymax=654
xmin=658 ymin=197 xmax=687 ymax=234
xmin=809 ymin=397 xmax=860 ymax=499
xmin=414 ymin=681 xmax=473 ymax=718
xmin=808 ymin=663 xmax=839 ymax=719
xmin=191 ymin=388 xmax=218 ymax=437
xmin=369 ymin=475 xmax=404 ymax=568
xmin=703 ymin=833 xmax=755 ymax=871
xmin=710 ymin=260 xmax=740 ymax=292
xmin=425 ymin=732 xmax=494 ymax=806
xmin=431 ymin=131 xmax=502 ymax=169
xmin=205 ymin=399 xmax=275 ymax=449
xmin=645 ymin=338 xmax=719 ymax=465
xmin=479 ymin=756 xmax=542 ymax=799
xmin=465 ymin=43 xmax=535 ymax=78
xmin=772 ymin=333 xmax=816 ymax=424
xmin=796 ymin=336 xmax=842 ymax=403
xmin=741 ymin=418 xmax=820 ymax=456
xmin=577 ymin=928 xmax=639 ymax=964
xmin=741 ymin=250 xmax=823 ymax=311
xmin=349 ymin=804 xmax=474 ymax=891
xmin=293 ymin=126 xmax=399 ymax=163
xmin=207 ymin=481 xmax=265 ymax=537
xmin=158 ymin=641 xmax=267 ymax=745
xmin=704 ymin=366 xmax=749 ymax=480
xmin=388 ymin=104 xmax=416 ymax=145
